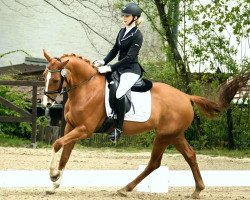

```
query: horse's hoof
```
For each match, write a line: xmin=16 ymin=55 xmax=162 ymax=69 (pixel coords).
xmin=50 ymin=170 xmax=61 ymax=182
xmin=117 ymin=188 xmax=128 ymax=197
xmin=50 ymin=175 xmax=60 ymax=182
xmin=45 ymin=188 xmax=56 ymax=195
xmin=191 ymin=191 xmax=200 ymax=199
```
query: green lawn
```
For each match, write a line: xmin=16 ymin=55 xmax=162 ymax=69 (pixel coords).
xmin=0 ymin=133 xmax=31 ymax=147
xmin=0 ymin=133 xmax=249 ymax=158
xmin=0 ymin=133 xmax=48 ymax=148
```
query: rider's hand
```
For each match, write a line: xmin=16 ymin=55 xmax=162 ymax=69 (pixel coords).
xmin=97 ymin=65 xmax=111 ymax=74
xmin=93 ymin=60 xmax=105 ymax=67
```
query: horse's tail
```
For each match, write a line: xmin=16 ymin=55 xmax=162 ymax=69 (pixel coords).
xmin=190 ymin=70 xmax=250 ymax=119
xmin=190 ymin=96 xmax=221 ymax=119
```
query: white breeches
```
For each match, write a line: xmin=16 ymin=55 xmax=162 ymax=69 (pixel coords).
xmin=116 ymin=72 xmax=140 ymax=99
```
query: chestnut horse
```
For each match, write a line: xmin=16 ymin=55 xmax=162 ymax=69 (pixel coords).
xmin=42 ymin=50 xmax=249 ymax=198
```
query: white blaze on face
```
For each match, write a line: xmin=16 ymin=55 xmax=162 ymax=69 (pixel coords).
xmin=42 ymin=72 xmax=51 ymax=107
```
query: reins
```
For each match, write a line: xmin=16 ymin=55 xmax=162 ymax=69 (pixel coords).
xmin=60 ymin=73 xmax=97 ymax=94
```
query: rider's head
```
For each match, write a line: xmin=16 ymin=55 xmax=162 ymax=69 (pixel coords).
xmin=121 ymin=2 xmax=142 ymax=26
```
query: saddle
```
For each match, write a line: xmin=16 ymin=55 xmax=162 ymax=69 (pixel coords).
xmin=106 ymin=71 xmax=152 ymax=114
xmin=97 ymin=71 xmax=152 ymax=133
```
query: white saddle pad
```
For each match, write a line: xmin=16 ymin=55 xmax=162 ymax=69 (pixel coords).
xmin=105 ymin=81 xmax=151 ymax=122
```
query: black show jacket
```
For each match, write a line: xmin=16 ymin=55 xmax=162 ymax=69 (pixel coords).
xmin=103 ymin=26 xmax=143 ymax=75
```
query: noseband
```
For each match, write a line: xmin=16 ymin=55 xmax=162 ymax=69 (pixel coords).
xmin=44 ymin=58 xmax=96 ymax=102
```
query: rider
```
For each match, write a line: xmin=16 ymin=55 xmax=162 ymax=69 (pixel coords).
xmin=93 ymin=2 xmax=144 ymax=143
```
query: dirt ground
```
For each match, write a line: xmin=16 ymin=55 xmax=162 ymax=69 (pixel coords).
xmin=0 ymin=147 xmax=250 ymax=200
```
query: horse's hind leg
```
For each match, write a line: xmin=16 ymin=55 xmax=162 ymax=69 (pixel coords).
xmin=174 ymin=136 xmax=205 ymax=199
xmin=118 ymin=135 xmax=170 ymax=195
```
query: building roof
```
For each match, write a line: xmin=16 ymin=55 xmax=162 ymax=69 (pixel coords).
xmin=0 ymin=57 xmax=47 ymax=75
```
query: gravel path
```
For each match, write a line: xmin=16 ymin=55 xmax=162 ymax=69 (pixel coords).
xmin=0 ymin=147 xmax=249 ymax=200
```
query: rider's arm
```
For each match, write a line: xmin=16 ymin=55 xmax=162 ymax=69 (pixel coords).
xmin=103 ymin=30 xmax=122 ymax=65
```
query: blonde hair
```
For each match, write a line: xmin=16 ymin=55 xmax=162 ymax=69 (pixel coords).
xmin=135 ymin=17 xmax=143 ymax=26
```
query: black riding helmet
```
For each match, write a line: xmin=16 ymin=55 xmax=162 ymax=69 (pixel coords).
xmin=121 ymin=2 xmax=142 ymax=17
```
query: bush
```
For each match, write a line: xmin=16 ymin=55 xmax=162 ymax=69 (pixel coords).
xmin=231 ymin=104 xmax=250 ymax=149
xmin=185 ymin=92 xmax=250 ymax=150
xmin=0 ymin=86 xmax=32 ymax=139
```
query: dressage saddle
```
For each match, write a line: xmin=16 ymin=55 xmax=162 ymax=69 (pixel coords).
xmin=106 ymin=71 xmax=152 ymax=114
xmin=97 ymin=71 xmax=152 ymax=133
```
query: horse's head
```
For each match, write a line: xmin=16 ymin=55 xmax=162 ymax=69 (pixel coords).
xmin=42 ymin=49 xmax=69 ymax=107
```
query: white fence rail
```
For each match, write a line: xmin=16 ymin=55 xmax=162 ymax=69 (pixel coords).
xmin=0 ymin=166 xmax=249 ymax=193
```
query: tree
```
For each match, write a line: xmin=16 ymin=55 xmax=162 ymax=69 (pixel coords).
xmin=184 ymin=0 xmax=250 ymax=73
xmin=2 ymin=0 xmax=248 ymax=80
xmin=0 ymin=50 xmax=31 ymax=59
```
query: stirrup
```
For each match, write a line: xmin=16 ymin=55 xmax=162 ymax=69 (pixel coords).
xmin=108 ymin=128 xmax=123 ymax=143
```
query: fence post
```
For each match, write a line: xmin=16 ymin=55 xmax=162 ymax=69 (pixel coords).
xmin=0 ymin=80 xmax=44 ymax=147
xmin=31 ymin=85 xmax=38 ymax=148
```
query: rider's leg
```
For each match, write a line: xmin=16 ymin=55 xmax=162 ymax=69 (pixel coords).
xmin=116 ymin=73 xmax=140 ymax=99
xmin=109 ymin=72 xmax=140 ymax=142
xmin=108 ymin=95 xmax=126 ymax=142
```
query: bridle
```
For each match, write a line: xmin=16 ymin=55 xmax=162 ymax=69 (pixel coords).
xmin=44 ymin=59 xmax=96 ymax=102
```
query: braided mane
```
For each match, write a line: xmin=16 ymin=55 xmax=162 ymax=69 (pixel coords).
xmin=60 ymin=53 xmax=92 ymax=64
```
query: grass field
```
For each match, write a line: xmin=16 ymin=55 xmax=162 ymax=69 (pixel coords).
xmin=0 ymin=133 xmax=249 ymax=158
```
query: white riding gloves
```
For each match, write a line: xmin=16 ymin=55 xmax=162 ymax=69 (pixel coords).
xmin=93 ymin=59 xmax=111 ymax=73
xmin=93 ymin=60 xmax=105 ymax=67
xmin=97 ymin=65 xmax=112 ymax=74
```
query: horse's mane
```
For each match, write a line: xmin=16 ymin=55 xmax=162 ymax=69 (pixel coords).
xmin=60 ymin=53 xmax=92 ymax=65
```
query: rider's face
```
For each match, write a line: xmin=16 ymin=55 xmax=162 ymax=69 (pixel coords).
xmin=122 ymin=15 xmax=137 ymax=26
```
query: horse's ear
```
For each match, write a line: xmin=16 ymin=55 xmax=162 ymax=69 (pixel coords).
xmin=60 ymin=60 xmax=69 ymax=68
xmin=43 ymin=49 xmax=52 ymax=62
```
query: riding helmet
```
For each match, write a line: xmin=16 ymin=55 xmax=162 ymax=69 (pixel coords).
xmin=121 ymin=2 xmax=142 ymax=17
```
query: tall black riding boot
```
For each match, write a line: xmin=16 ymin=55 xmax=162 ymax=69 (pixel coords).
xmin=109 ymin=96 xmax=126 ymax=143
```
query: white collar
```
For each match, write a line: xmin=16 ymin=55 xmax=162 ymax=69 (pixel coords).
xmin=124 ymin=23 xmax=136 ymax=36
xmin=125 ymin=23 xmax=136 ymax=31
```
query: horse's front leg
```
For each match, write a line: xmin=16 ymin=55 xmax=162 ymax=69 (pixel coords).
xmin=46 ymin=141 xmax=76 ymax=194
xmin=46 ymin=124 xmax=89 ymax=194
